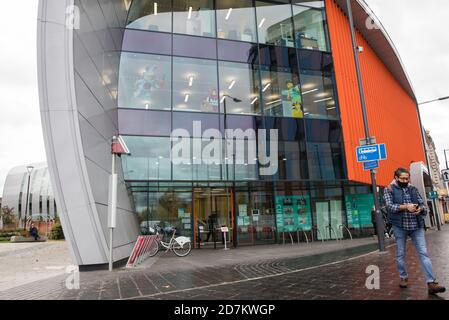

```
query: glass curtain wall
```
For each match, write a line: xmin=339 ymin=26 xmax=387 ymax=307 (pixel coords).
xmin=119 ymin=1 xmax=352 ymax=242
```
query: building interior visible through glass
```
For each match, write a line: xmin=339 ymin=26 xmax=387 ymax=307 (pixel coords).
xmin=122 ymin=0 xmax=335 ymax=119
xmin=119 ymin=1 xmax=353 ymax=246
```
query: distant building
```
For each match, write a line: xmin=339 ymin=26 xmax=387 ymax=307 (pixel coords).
xmin=424 ymin=129 xmax=447 ymax=222
xmin=1 ymin=163 xmax=57 ymax=222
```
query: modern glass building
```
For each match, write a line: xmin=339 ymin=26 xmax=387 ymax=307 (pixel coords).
xmin=38 ymin=0 xmax=428 ymax=267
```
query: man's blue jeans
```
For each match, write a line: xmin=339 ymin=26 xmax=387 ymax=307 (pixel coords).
xmin=393 ymin=226 xmax=436 ymax=283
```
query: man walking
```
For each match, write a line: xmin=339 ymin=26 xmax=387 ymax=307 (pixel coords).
xmin=384 ymin=168 xmax=445 ymax=295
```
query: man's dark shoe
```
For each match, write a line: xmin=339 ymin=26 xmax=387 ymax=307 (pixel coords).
xmin=428 ymin=282 xmax=446 ymax=295
xmin=399 ymin=278 xmax=408 ymax=288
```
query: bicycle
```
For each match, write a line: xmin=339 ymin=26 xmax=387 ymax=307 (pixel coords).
xmin=147 ymin=226 xmax=192 ymax=257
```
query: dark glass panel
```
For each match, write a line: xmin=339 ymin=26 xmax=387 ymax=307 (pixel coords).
xmin=297 ymin=50 xmax=333 ymax=73
xmin=264 ymin=117 xmax=305 ymax=141
xmin=259 ymin=45 xmax=297 ymax=68
xmin=118 ymin=109 xmax=172 ymax=136
xmin=224 ymin=114 xmax=262 ymax=132
xmin=173 ymin=112 xmax=221 ymax=137
xmin=305 ymin=120 xmax=342 ymax=142
xmin=277 ymin=141 xmax=302 ymax=180
xmin=307 ymin=142 xmax=336 ymax=180
xmin=173 ymin=34 xmax=217 ymax=59
xmin=122 ymin=30 xmax=172 ymax=55
xmin=217 ymin=39 xmax=259 ymax=63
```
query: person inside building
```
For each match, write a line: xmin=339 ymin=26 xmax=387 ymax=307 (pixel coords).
xmin=371 ymin=205 xmax=377 ymax=237
xmin=205 ymin=214 xmax=216 ymax=242
xmin=384 ymin=167 xmax=445 ymax=295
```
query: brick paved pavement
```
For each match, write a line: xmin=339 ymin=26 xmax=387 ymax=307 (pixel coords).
xmin=1 ymin=226 xmax=448 ymax=300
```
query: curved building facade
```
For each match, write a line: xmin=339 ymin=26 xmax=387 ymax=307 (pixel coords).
xmin=1 ymin=163 xmax=57 ymax=222
xmin=38 ymin=0 xmax=426 ymax=267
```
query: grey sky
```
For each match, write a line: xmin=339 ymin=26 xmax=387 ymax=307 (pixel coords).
xmin=0 ymin=1 xmax=448 ymax=195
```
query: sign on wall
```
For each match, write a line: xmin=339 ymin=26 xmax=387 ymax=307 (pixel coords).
xmin=345 ymin=194 xmax=374 ymax=228
xmin=275 ymin=195 xmax=312 ymax=232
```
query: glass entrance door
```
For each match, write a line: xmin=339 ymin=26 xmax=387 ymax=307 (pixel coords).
xmin=194 ymin=188 xmax=233 ymax=248
xmin=315 ymin=200 xmax=343 ymax=240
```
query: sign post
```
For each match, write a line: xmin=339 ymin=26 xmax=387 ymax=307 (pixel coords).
xmin=221 ymin=227 xmax=229 ymax=250
xmin=108 ymin=136 xmax=130 ymax=271
xmin=355 ymin=142 xmax=388 ymax=251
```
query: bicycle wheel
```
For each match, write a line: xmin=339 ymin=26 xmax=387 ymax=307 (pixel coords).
xmin=147 ymin=239 xmax=159 ymax=257
xmin=172 ymin=241 xmax=192 ymax=257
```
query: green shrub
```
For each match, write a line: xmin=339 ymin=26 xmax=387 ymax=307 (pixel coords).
xmin=49 ymin=222 xmax=65 ymax=240
xmin=0 ymin=231 xmax=20 ymax=238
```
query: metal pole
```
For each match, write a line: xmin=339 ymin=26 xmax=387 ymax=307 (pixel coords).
xmin=418 ymin=96 xmax=449 ymax=105
xmin=346 ymin=0 xmax=385 ymax=251
xmin=223 ymin=230 xmax=228 ymax=250
xmin=24 ymin=172 xmax=32 ymax=230
xmin=109 ymin=153 xmax=116 ymax=272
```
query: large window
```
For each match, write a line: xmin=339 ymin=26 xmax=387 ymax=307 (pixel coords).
xmin=173 ymin=0 xmax=216 ymax=37
xmin=173 ymin=138 xmax=223 ymax=181
xmin=127 ymin=0 xmax=172 ymax=32
xmin=135 ymin=191 xmax=193 ymax=238
xmin=300 ymin=70 xmax=337 ymax=119
xmin=218 ymin=61 xmax=261 ymax=115
xmin=122 ymin=136 xmax=171 ymax=181
xmin=260 ymin=65 xmax=302 ymax=118
xmin=255 ymin=1 xmax=294 ymax=48
xmin=118 ymin=52 xmax=171 ymax=110
xmin=173 ymin=57 xmax=219 ymax=113
xmin=292 ymin=5 xmax=329 ymax=51
xmin=216 ymin=0 xmax=257 ymax=42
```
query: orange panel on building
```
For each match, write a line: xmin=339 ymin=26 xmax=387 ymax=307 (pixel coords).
xmin=325 ymin=0 xmax=425 ymax=187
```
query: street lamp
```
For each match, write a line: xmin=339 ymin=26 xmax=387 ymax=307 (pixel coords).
xmin=221 ymin=94 xmax=242 ymax=182
xmin=418 ymin=96 xmax=449 ymax=106
xmin=346 ymin=0 xmax=385 ymax=251
xmin=23 ymin=166 xmax=34 ymax=230
xmin=222 ymin=94 xmax=242 ymax=248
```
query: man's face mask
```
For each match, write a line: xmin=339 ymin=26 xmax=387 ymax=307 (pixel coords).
xmin=396 ymin=174 xmax=410 ymax=188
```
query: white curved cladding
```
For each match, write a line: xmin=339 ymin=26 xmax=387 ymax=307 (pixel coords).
xmin=1 ymin=162 xmax=56 ymax=219
xmin=38 ymin=0 xmax=139 ymax=266
xmin=410 ymin=161 xmax=431 ymax=227
xmin=2 ymin=165 xmax=27 ymax=215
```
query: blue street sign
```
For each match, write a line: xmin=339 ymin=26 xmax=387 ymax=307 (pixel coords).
xmin=363 ymin=160 xmax=379 ymax=171
xmin=356 ymin=144 xmax=387 ymax=162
